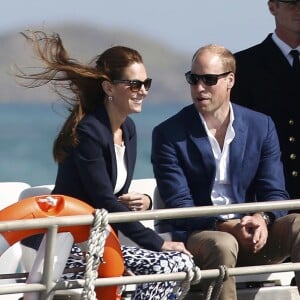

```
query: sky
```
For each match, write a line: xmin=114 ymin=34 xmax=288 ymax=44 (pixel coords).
xmin=0 ymin=1 xmax=276 ymax=185
xmin=2 ymin=1 xmax=275 ymax=55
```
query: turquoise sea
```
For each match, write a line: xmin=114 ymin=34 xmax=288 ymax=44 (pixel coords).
xmin=0 ymin=101 xmax=185 ymax=186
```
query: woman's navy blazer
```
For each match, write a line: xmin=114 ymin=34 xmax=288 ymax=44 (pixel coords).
xmin=53 ymin=104 xmax=164 ymax=251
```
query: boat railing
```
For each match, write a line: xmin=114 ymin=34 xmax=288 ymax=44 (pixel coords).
xmin=0 ymin=199 xmax=300 ymax=299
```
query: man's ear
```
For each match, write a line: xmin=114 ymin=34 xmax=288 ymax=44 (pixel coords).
xmin=268 ymin=1 xmax=276 ymax=16
xmin=227 ymin=73 xmax=235 ymax=89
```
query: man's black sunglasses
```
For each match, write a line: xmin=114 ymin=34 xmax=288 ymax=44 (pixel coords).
xmin=277 ymin=0 xmax=300 ymax=3
xmin=185 ymin=71 xmax=231 ymax=86
xmin=113 ymin=78 xmax=152 ymax=92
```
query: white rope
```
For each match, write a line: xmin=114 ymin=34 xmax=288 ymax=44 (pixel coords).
xmin=81 ymin=208 xmax=108 ymax=300
xmin=205 ymin=265 xmax=228 ymax=300
xmin=177 ymin=265 xmax=202 ymax=300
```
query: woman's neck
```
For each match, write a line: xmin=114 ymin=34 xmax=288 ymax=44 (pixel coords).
xmin=105 ymin=104 xmax=126 ymax=145
xmin=113 ymin=128 xmax=123 ymax=146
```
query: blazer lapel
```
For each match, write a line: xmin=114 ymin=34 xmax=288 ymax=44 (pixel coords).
xmin=230 ymin=105 xmax=247 ymax=186
xmin=261 ymin=34 xmax=292 ymax=76
xmin=95 ymin=105 xmax=118 ymax=187
xmin=186 ymin=106 xmax=216 ymax=179
xmin=122 ymin=123 xmax=134 ymax=185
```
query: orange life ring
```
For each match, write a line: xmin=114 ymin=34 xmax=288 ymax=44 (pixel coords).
xmin=0 ymin=194 xmax=124 ymax=300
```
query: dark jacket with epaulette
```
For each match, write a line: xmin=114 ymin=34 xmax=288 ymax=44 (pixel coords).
xmin=232 ymin=34 xmax=300 ymax=200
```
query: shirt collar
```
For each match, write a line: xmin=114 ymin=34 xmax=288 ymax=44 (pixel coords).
xmin=271 ymin=32 xmax=300 ymax=65
xmin=198 ymin=103 xmax=235 ymax=129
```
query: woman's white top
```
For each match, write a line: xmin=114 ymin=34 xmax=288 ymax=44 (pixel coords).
xmin=114 ymin=142 xmax=127 ymax=194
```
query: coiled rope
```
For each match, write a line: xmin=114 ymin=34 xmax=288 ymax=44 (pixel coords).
xmin=205 ymin=265 xmax=228 ymax=300
xmin=177 ymin=264 xmax=202 ymax=299
xmin=80 ymin=208 xmax=203 ymax=300
xmin=81 ymin=208 xmax=108 ymax=300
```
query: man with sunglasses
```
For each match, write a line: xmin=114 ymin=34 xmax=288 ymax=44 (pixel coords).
xmin=151 ymin=44 xmax=300 ymax=300
xmin=232 ymin=0 xmax=300 ymax=203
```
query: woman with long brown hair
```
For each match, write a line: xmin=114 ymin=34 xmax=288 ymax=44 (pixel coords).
xmin=17 ymin=30 xmax=196 ymax=299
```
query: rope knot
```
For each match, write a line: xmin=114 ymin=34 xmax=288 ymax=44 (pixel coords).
xmin=81 ymin=208 xmax=108 ymax=300
xmin=177 ymin=265 xmax=202 ymax=300
xmin=205 ymin=264 xmax=228 ymax=300
xmin=219 ymin=265 xmax=228 ymax=281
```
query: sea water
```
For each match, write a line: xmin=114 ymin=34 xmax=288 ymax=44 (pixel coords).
xmin=0 ymin=101 xmax=185 ymax=186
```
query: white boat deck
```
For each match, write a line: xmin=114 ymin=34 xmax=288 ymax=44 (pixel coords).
xmin=0 ymin=179 xmax=300 ymax=300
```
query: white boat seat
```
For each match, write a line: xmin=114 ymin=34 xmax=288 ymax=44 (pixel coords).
xmin=18 ymin=184 xmax=55 ymax=272
xmin=17 ymin=184 xmax=81 ymax=299
xmin=0 ymin=181 xmax=31 ymax=300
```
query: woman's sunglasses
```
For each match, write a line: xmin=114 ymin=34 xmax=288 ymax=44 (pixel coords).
xmin=113 ymin=78 xmax=152 ymax=92
xmin=185 ymin=71 xmax=231 ymax=86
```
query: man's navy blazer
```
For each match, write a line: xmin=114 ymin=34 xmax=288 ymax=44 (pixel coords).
xmin=151 ymin=103 xmax=289 ymax=242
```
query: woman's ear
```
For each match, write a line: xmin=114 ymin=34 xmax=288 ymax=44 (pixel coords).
xmin=102 ymin=80 xmax=113 ymax=96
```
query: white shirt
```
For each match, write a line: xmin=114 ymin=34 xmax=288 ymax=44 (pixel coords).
xmin=272 ymin=32 xmax=300 ymax=66
xmin=199 ymin=103 xmax=236 ymax=219
xmin=114 ymin=143 xmax=127 ymax=194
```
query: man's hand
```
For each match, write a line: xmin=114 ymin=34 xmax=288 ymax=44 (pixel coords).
xmin=216 ymin=215 xmax=268 ymax=253
xmin=240 ymin=214 xmax=269 ymax=253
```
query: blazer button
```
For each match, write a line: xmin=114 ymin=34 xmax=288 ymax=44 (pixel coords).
xmin=289 ymin=119 xmax=295 ymax=126
xmin=290 ymin=153 xmax=297 ymax=160
xmin=292 ymin=171 xmax=298 ymax=177
xmin=289 ymin=136 xmax=296 ymax=143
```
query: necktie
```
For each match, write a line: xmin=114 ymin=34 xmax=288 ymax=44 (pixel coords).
xmin=290 ymin=49 xmax=300 ymax=74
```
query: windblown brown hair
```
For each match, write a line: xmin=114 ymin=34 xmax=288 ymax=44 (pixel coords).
xmin=16 ymin=30 xmax=144 ymax=162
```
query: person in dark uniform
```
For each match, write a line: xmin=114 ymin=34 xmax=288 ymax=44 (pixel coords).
xmin=231 ymin=0 xmax=300 ymax=201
